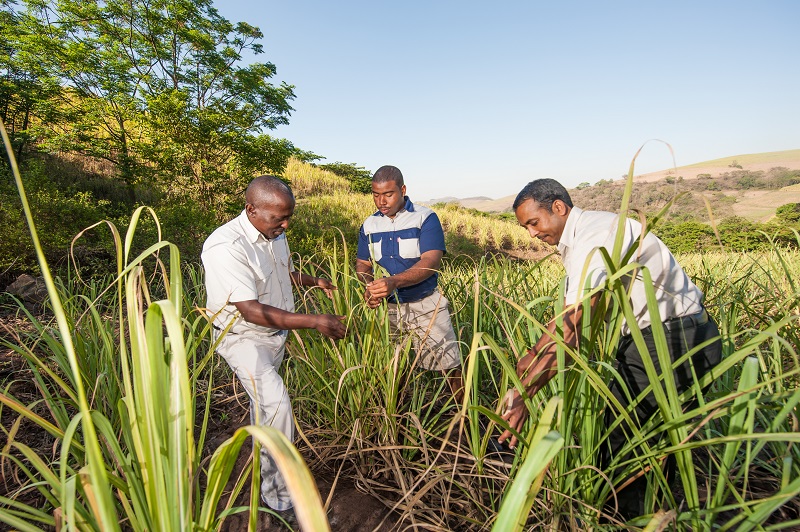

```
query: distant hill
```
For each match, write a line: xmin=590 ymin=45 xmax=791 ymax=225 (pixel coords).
xmin=632 ymin=149 xmax=800 ymax=183
xmin=441 ymin=149 xmax=800 ymax=221
xmin=425 ymin=196 xmax=492 ymax=207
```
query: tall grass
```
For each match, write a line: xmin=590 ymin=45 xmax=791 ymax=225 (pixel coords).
xmin=0 ymin=122 xmax=330 ymax=531
xmin=285 ymin=157 xmax=352 ymax=197
xmin=247 ymin=237 xmax=795 ymax=530
xmin=3 ymin=126 xmax=800 ymax=530
xmin=276 ymin=213 xmax=800 ymax=529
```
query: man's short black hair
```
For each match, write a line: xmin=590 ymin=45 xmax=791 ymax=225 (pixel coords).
xmin=372 ymin=165 xmax=404 ymax=188
xmin=513 ymin=178 xmax=573 ymax=211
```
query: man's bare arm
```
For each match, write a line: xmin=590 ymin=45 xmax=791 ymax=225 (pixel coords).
xmin=233 ymin=300 xmax=346 ymax=340
xmin=498 ymin=301 xmax=586 ymax=448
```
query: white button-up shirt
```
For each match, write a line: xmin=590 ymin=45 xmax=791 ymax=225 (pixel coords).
xmin=558 ymin=207 xmax=703 ymax=334
xmin=202 ymin=211 xmax=295 ymax=335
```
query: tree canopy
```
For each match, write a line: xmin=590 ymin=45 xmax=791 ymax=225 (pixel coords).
xmin=3 ymin=0 xmax=300 ymax=210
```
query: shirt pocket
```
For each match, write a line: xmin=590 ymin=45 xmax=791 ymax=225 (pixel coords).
xmin=397 ymin=237 xmax=420 ymax=259
xmin=252 ymin=256 xmax=274 ymax=299
xmin=272 ymin=239 xmax=292 ymax=269
xmin=368 ymin=238 xmax=383 ymax=261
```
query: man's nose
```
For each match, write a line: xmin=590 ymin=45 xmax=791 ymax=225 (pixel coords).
xmin=527 ymin=227 xmax=538 ymax=238
xmin=280 ymin=219 xmax=290 ymax=229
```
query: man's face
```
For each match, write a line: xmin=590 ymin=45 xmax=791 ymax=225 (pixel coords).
xmin=371 ymin=179 xmax=406 ymax=218
xmin=246 ymin=194 xmax=295 ymax=239
xmin=515 ymin=199 xmax=569 ymax=246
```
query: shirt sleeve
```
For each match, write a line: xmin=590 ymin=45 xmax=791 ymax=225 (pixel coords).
xmin=202 ymin=242 xmax=260 ymax=304
xmin=356 ymin=225 xmax=371 ymax=261
xmin=419 ymin=213 xmax=446 ymax=254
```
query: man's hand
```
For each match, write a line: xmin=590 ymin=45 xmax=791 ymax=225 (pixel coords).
xmin=364 ymin=288 xmax=383 ymax=309
xmin=315 ymin=315 xmax=347 ymax=340
xmin=366 ymin=277 xmax=397 ymax=300
xmin=315 ymin=277 xmax=336 ymax=299
xmin=498 ymin=389 xmax=529 ymax=449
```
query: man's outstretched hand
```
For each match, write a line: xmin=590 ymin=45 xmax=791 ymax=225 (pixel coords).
xmin=315 ymin=277 xmax=337 ymax=299
xmin=498 ymin=389 xmax=529 ymax=449
xmin=315 ymin=314 xmax=347 ymax=340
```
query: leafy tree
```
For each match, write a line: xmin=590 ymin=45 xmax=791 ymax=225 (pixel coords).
xmin=20 ymin=0 xmax=296 ymax=209
xmin=717 ymin=216 xmax=765 ymax=251
xmin=776 ymin=203 xmax=800 ymax=225
xmin=654 ymin=221 xmax=715 ymax=253
xmin=0 ymin=1 xmax=63 ymax=163
xmin=576 ymin=181 xmax=590 ymax=190
xmin=316 ymin=161 xmax=372 ymax=194
xmin=735 ymin=173 xmax=758 ymax=190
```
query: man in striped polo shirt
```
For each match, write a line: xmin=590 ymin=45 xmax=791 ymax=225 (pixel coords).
xmin=356 ymin=165 xmax=464 ymax=402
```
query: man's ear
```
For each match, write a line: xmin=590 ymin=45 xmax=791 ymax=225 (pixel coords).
xmin=552 ymin=199 xmax=568 ymax=216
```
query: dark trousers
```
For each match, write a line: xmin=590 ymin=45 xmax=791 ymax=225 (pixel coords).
xmin=601 ymin=313 xmax=722 ymax=519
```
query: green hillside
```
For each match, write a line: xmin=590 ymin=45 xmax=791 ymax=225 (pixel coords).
xmin=681 ymin=149 xmax=800 ymax=169
xmin=0 ymin=156 xmax=545 ymax=287
xmin=463 ymin=149 xmax=800 ymax=218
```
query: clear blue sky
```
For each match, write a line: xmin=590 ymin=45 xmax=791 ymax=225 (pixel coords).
xmin=217 ymin=1 xmax=799 ymax=201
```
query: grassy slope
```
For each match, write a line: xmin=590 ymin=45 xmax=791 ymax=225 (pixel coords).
xmin=285 ymin=159 xmax=547 ymax=260
xmin=679 ymin=149 xmax=800 ymax=169
xmin=456 ymin=149 xmax=800 ymax=220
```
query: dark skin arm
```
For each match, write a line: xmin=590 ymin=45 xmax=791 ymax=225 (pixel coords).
xmin=290 ymin=271 xmax=336 ymax=298
xmin=498 ymin=301 xmax=586 ymax=448
xmin=233 ymin=300 xmax=346 ymax=340
xmin=356 ymin=250 xmax=444 ymax=308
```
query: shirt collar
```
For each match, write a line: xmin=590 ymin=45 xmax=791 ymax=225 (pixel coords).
xmin=239 ymin=210 xmax=266 ymax=244
xmin=557 ymin=206 xmax=583 ymax=255
xmin=373 ymin=196 xmax=415 ymax=217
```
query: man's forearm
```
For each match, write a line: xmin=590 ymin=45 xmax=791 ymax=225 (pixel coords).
xmin=385 ymin=263 xmax=435 ymax=288
xmin=517 ymin=333 xmax=559 ymax=397
xmin=385 ymin=253 xmax=442 ymax=288
xmin=517 ymin=305 xmax=582 ymax=397
xmin=355 ymin=260 xmax=374 ymax=283
xmin=234 ymin=299 xmax=321 ymax=330
xmin=290 ymin=271 xmax=319 ymax=287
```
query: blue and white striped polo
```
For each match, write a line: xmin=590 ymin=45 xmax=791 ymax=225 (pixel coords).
xmin=357 ymin=197 xmax=446 ymax=303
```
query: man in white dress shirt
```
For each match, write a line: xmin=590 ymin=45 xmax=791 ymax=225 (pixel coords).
xmin=497 ymin=178 xmax=721 ymax=520
xmin=202 ymin=175 xmax=346 ymax=517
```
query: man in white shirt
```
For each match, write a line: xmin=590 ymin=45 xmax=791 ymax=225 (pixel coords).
xmin=497 ymin=178 xmax=721 ymax=520
xmin=202 ymin=175 xmax=346 ymax=517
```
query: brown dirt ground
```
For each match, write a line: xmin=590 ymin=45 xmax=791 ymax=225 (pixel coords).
xmin=202 ymin=381 xmax=399 ymax=532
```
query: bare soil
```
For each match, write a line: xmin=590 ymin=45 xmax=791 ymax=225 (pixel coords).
xmin=202 ymin=380 xmax=399 ymax=532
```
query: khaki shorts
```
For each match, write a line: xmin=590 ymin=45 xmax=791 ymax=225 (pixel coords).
xmin=388 ymin=291 xmax=461 ymax=372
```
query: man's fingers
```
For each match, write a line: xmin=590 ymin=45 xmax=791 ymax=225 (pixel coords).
xmin=497 ymin=431 xmax=518 ymax=449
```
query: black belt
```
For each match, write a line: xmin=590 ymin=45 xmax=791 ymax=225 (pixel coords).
xmin=661 ymin=309 xmax=708 ymax=333
xmin=623 ymin=308 xmax=708 ymax=338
